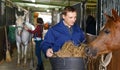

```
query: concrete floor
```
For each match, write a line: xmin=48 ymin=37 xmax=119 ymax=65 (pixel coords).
xmin=0 ymin=48 xmax=52 ymax=70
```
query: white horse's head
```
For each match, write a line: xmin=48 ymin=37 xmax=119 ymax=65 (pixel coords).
xmin=15 ymin=14 xmax=25 ymax=35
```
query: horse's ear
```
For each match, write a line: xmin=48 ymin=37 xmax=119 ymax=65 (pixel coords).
xmin=15 ymin=13 xmax=18 ymax=19
xmin=112 ymin=9 xmax=119 ymax=20
xmin=104 ymin=13 xmax=112 ymax=20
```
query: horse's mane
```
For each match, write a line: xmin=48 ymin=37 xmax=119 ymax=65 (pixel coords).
xmin=103 ymin=9 xmax=120 ymax=29
xmin=105 ymin=9 xmax=120 ymax=22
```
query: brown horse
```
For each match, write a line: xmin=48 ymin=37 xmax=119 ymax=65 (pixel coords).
xmin=85 ymin=9 xmax=120 ymax=58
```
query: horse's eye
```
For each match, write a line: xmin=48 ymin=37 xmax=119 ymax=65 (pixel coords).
xmin=104 ymin=29 xmax=110 ymax=34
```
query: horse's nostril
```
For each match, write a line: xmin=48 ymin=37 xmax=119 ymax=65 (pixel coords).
xmin=85 ymin=47 xmax=90 ymax=54
xmin=92 ymin=49 xmax=97 ymax=57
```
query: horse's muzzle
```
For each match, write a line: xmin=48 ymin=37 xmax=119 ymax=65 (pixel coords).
xmin=17 ymin=30 xmax=22 ymax=36
xmin=85 ymin=46 xmax=97 ymax=58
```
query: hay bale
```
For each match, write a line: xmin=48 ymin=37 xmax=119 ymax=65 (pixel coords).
xmin=52 ymin=41 xmax=86 ymax=58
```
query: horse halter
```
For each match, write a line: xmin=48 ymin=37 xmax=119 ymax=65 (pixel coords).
xmin=16 ymin=22 xmax=25 ymax=36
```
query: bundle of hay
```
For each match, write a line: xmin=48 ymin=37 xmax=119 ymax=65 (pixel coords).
xmin=52 ymin=41 xmax=86 ymax=58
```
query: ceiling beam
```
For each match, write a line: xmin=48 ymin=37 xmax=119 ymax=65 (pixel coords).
xmin=11 ymin=0 xmax=96 ymax=7
xmin=12 ymin=1 xmax=67 ymax=6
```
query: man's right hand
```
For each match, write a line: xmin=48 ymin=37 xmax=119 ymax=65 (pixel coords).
xmin=46 ymin=48 xmax=53 ymax=57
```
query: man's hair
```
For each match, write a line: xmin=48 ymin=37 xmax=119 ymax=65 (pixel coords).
xmin=37 ymin=17 xmax=44 ymax=24
xmin=62 ymin=6 xmax=76 ymax=15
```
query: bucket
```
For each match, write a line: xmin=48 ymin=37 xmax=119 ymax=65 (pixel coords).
xmin=49 ymin=57 xmax=86 ymax=70
xmin=8 ymin=25 xmax=16 ymax=43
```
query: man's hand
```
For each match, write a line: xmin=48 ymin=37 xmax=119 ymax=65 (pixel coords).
xmin=46 ymin=48 xmax=53 ymax=57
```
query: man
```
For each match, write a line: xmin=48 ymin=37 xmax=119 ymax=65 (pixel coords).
xmin=41 ymin=6 xmax=85 ymax=57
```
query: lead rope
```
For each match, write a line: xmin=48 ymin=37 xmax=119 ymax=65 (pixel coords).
xmin=99 ymin=52 xmax=112 ymax=70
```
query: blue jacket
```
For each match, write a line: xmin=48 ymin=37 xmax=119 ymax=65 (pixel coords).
xmin=41 ymin=20 xmax=85 ymax=55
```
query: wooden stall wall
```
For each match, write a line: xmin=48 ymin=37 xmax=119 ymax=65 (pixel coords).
xmin=0 ymin=0 xmax=16 ymax=63
xmin=5 ymin=5 xmax=16 ymax=25
xmin=0 ymin=27 xmax=6 ymax=63
xmin=0 ymin=0 xmax=15 ymax=26
xmin=0 ymin=0 xmax=6 ymax=26
xmin=0 ymin=0 xmax=6 ymax=63
xmin=5 ymin=1 xmax=16 ymax=58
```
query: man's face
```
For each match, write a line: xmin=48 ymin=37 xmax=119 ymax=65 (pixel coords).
xmin=63 ymin=11 xmax=77 ymax=27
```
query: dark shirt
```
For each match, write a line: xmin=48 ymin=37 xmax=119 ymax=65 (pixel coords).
xmin=27 ymin=25 xmax=43 ymax=38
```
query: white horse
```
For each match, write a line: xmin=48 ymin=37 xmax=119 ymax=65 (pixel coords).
xmin=15 ymin=10 xmax=34 ymax=66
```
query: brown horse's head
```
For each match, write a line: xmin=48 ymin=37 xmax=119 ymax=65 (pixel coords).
xmin=85 ymin=9 xmax=120 ymax=58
